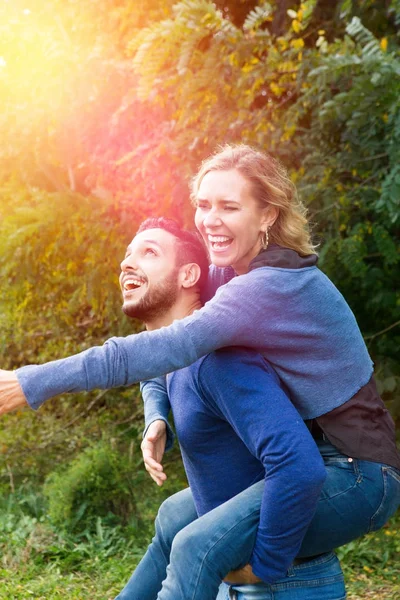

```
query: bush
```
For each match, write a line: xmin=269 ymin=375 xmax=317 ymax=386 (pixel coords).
xmin=43 ymin=440 xmax=139 ymax=533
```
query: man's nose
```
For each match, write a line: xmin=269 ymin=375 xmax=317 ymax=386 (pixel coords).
xmin=120 ymin=256 xmax=136 ymax=272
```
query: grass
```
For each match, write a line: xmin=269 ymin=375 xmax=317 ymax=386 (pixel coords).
xmin=340 ymin=513 xmax=400 ymax=600
xmin=0 ymin=510 xmax=398 ymax=599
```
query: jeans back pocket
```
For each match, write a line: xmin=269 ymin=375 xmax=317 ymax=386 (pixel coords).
xmin=370 ymin=466 xmax=400 ymax=532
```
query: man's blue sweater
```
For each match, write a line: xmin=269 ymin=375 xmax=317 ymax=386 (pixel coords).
xmin=167 ymin=347 xmax=326 ymax=583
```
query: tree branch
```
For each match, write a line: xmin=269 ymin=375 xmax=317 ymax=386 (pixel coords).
xmin=365 ymin=320 xmax=400 ymax=341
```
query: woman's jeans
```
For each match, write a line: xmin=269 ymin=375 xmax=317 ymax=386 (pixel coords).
xmin=116 ymin=441 xmax=400 ymax=600
xmin=216 ymin=552 xmax=345 ymax=600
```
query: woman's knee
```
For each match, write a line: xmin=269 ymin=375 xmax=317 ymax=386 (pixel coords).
xmin=155 ymin=488 xmax=198 ymax=545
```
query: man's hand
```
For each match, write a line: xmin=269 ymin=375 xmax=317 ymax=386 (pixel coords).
xmin=224 ymin=564 xmax=262 ymax=585
xmin=141 ymin=419 xmax=167 ymax=486
xmin=0 ymin=370 xmax=28 ymax=415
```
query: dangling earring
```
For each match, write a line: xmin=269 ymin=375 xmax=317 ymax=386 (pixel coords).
xmin=260 ymin=227 xmax=269 ymax=250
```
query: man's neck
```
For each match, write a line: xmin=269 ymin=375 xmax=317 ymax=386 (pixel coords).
xmin=145 ymin=297 xmax=203 ymax=331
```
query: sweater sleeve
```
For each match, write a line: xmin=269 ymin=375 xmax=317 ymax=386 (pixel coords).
xmin=140 ymin=377 xmax=174 ymax=451
xmin=198 ymin=349 xmax=326 ymax=583
xmin=16 ymin=273 xmax=267 ymax=410
xmin=139 ymin=265 xmax=231 ymax=448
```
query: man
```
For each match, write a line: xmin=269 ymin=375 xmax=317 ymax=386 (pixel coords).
xmin=112 ymin=217 xmax=344 ymax=600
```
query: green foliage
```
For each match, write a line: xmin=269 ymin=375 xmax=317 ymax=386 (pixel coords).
xmin=0 ymin=180 xmax=135 ymax=368
xmin=43 ymin=440 xmax=140 ymax=532
xmin=0 ymin=3 xmax=399 ymax=593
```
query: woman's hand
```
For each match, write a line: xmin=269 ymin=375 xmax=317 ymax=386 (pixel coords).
xmin=141 ymin=419 xmax=167 ymax=486
xmin=224 ymin=564 xmax=262 ymax=585
xmin=0 ymin=370 xmax=28 ymax=415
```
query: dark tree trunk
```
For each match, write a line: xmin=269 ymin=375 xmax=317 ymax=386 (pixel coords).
xmin=271 ymin=0 xmax=300 ymax=36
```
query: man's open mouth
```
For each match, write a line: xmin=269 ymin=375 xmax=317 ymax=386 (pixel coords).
xmin=123 ymin=277 xmax=146 ymax=291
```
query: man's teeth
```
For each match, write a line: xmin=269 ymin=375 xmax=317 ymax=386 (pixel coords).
xmin=124 ymin=278 xmax=144 ymax=291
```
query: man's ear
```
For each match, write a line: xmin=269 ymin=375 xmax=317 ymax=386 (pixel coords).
xmin=179 ymin=263 xmax=202 ymax=289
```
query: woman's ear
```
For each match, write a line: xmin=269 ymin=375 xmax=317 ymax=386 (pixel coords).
xmin=265 ymin=204 xmax=279 ymax=227
xmin=179 ymin=263 xmax=202 ymax=289
xmin=262 ymin=205 xmax=279 ymax=229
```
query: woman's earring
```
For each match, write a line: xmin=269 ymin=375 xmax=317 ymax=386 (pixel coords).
xmin=261 ymin=228 xmax=269 ymax=250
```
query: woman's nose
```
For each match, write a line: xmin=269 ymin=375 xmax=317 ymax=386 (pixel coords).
xmin=203 ymin=209 xmax=222 ymax=228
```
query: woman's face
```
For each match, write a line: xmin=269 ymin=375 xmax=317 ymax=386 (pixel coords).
xmin=194 ymin=169 xmax=273 ymax=274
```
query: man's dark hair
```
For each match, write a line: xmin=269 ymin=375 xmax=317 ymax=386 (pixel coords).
xmin=136 ymin=217 xmax=210 ymax=291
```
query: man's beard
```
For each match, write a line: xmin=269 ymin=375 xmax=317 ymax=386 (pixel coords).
xmin=122 ymin=270 xmax=179 ymax=323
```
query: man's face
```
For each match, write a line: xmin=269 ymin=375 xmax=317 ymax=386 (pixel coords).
xmin=119 ymin=228 xmax=181 ymax=322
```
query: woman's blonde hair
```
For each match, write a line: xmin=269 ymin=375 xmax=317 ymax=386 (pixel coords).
xmin=190 ymin=144 xmax=316 ymax=256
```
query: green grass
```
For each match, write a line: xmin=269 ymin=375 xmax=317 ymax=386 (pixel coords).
xmin=0 ymin=511 xmax=398 ymax=599
xmin=340 ymin=513 xmax=400 ymax=600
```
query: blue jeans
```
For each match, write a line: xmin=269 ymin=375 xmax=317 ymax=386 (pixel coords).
xmin=216 ymin=552 xmax=345 ymax=599
xmin=116 ymin=442 xmax=400 ymax=600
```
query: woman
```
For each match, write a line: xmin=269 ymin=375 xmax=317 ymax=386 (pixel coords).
xmin=1 ymin=145 xmax=400 ymax=597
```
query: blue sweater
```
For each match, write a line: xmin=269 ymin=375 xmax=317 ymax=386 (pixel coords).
xmin=17 ymin=261 xmax=373 ymax=417
xmin=167 ymin=347 xmax=326 ymax=583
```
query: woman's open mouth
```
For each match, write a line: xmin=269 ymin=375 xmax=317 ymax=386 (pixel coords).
xmin=208 ymin=235 xmax=233 ymax=252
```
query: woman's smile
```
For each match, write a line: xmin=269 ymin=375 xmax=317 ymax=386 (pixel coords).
xmin=195 ymin=169 xmax=270 ymax=274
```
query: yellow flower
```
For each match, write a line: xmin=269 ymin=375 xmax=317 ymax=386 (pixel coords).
xmin=270 ymin=82 xmax=285 ymax=97
xmin=290 ymin=38 xmax=305 ymax=50
xmin=277 ymin=37 xmax=288 ymax=51
xmin=380 ymin=38 xmax=388 ymax=52
xmin=292 ymin=20 xmax=302 ymax=34
xmin=363 ymin=566 xmax=373 ymax=573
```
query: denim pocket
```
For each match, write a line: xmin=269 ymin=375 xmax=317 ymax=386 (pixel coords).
xmin=369 ymin=466 xmax=400 ymax=532
xmin=320 ymin=457 xmax=362 ymax=500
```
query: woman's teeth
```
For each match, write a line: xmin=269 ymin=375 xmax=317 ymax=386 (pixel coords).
xmin=208 ymin=235 xmax=232 ymax=250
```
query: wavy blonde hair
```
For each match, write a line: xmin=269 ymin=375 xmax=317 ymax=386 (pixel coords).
xmin=190 ymin=144 xmax=316 ymax=256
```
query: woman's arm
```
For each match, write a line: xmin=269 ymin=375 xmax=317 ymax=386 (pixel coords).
xmin=199 ymin=349 xmax=326 ymax=583
xmin=13 ymin=273 xmax=264 ymax=410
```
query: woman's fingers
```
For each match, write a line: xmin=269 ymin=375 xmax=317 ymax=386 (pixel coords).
xmin=0 ymin=370 xmax=28 ymax=415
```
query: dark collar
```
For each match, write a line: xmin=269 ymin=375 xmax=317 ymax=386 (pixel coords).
xmin=249 ymin=244 xmax=318 ymax=271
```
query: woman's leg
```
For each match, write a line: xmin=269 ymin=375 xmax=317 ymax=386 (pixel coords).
xmin=157 ymin=481 xmax=264 ymax=600
xmin=117 ymin=442 xmax=400 ymax=600
xmin=115 ymin=487 xmax=198 ymax=600
xmin=217 ymin=552 xmax=346 ymax=600
xmin=154 ymin=442 xmax=400 ymax=600
xmin=298 ymin=441 xmax=400 ymax=556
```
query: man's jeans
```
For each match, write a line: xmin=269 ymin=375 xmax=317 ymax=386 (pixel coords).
xmin=216 ymin=552 xmax=345 ymax=600
xmin=116 ymin=442 xmax=400 ymax=600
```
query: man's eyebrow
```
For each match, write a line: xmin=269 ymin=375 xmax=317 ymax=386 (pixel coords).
xmin=125 ymin=239 xmax=163 ymax=254
xmin=140 ymin=238 xmax=162 ymax=248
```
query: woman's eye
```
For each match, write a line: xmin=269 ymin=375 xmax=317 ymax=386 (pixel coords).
xmin=224 ymin=206 xmax=238 ymax=211
xmin=145 ymin=248 xmax=157 ymax=256
xmin=196 ymin=202 xmax=209 ymax=210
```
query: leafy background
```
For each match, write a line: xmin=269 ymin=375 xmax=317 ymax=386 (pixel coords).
xmin=0 ymin=1 xmax=399 ymax=598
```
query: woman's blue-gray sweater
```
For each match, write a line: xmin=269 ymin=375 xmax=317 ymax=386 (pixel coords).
xmin=17 ymin=261 xmax=373 ymax=416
